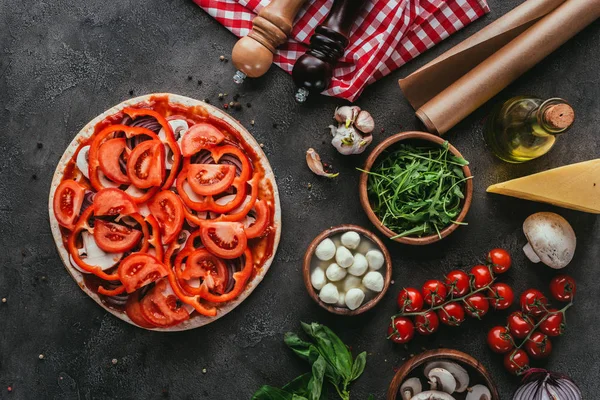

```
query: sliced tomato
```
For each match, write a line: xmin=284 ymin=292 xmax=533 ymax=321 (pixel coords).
xmin=126 ymin=140 xmax=165 ymax=189
xmin=118 ymin=253 xmax=169 ymax=293
xmin=97 ymin=138 xmax=130 ymax=184
xmin=125 ymin=294 xmax=156 ymax=328
xmin=199 ymin=248 xmax=253 ymax=303
xmin=200 ymin=221 xmax=247 ymax=259
xmin=210 ymin=145 xmax=252 ymax=182
xmin=245 ymin=200 xmax=270 ymax=239
xmin=178 ymin=249 xmax=229 ymax=294
xmin=180 ymin=123 xmax=225 ymax=157
xmin=148 ymin=190 xmax=184 ymax=244
xmin=93 ymin=188 xmax=139 ymax=216
xmin=139 ymin=279 xmax=189 ymax=328
xmin=93 ymin=220 xmax=142 ymax=253
xmin=187 ymin=164 xmax=236 ymax=196
xmin=53 ymin=180 xmax=86 ymax=230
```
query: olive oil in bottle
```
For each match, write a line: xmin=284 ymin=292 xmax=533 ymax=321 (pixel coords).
xmin=484 ymin=96 xmax=574 ymax=163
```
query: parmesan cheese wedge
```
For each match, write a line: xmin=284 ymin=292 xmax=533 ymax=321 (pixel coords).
xmin=487 ymin=159 xmax=600 ymax=214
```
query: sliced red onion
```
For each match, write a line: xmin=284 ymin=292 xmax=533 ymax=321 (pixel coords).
xmin=80 ymin=191 xmax=95 ymax=215
xmin=190 ymin=151 xmax=244 ymax=176
xmin=100 ymin=280 xmax=129 ymax=308
xmin=513 ymin=370 xmax=582 ymax=400
xmin=125 ymin=115 xmax=161 ymax=132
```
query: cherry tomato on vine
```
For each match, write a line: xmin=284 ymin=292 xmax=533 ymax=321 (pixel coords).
xmin=507 ymin=311 xmax=534 ymax=339
xmin=487 ymin=248 xmax=511 ymax=274
xmin=504 ymin=349 xmax=530 ymax=376
xmin=397 ymin=288 xmax=424 ymax=312
xmin=445 ymin=270 xmax=470 ymax=297
xmin=487 ymin=326 xmax=514 ymax=354
xmin=470 ymin=265 xmax=493 ymax=289
xmin=539 ymin=309 xmax=565 ymax=337
xmin=464 ymin=293 xmax=489 ymax=319
xmin=520 ymin=289 xmax=549 ymax=317
xmin=422 ymin=280 xmax=447 ymax=306
xmin=438 ymin=303 xmax=465 ymax=326
xmin=488 ymin=283 xmax=514 ymax=310
xmin=525 ymin=331 xmax=552 ymax=359
xmin=415 ymin=310 xmax=439 ymax=335
xmin=549 ymin=275 xmax=576 ymax=302
xmin=387 ymin=317 xmax=415 ymax=344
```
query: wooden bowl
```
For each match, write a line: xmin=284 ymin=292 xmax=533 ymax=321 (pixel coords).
xmin=387 ymin=349 xmax=500 ymax=400
xmin=359 ymin=131 xmax=473 ymax=245
xmin=303 ymin=224 xmax=392 ymax=316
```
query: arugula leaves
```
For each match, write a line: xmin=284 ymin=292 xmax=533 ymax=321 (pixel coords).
xmin=251 ymin=323 xmax=368 ymax=400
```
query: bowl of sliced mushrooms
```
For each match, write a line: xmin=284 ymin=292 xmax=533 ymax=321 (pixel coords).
xmin=387 ymin=349 xmax=499 ymax=400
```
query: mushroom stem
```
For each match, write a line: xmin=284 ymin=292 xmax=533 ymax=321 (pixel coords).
xmin=523 ymin=243 xmax=541 ymax=263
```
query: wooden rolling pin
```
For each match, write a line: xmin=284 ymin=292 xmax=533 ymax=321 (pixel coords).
xmin=232 ymin=0 xmax=308 ymax=83
xmin=292 ymin=0 xmax=366 ymax=102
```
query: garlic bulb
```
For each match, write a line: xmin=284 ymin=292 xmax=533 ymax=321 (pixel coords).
xmin=329 ymin=106 xmax=374 ymax=155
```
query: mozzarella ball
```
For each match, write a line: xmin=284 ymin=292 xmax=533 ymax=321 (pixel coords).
xmin=345 ymin=288 xmax=365 ymax=310
xmin=335 ymin=246 xmax=354 ymax=268
xmin=347 ymin=253 xmax=368 ymax=276
xmin=326 ymin=263 xmax=347 ymax=282
xmin=310 ymin=267 xmax=327 ymax=290
xmin=319 ymin=283 xmax=339 ymax=304
xmin=315 ymin=238 xmax=336 ymax=261
xmin=341 ymin=231 xmax=361 ymax=250
xmin=363 ymin=271 xmax=384 ymax=292
xmin=336 ymin=291 xmax=346 ymax=307
xmin=343 ymin=275 xmax=362 ymax=292
xmin=366 ymin=250 xmax=385 ymax=270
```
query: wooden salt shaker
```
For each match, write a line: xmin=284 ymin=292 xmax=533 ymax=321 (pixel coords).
xmin=292 ymin=0 xmax=366 ymax=102
xmin=232 ymin=0 xmax=308 ymax=83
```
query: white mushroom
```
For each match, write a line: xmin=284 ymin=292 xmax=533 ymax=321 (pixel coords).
xmin=340 ymin=231 xmax=361 ymax=249
xmin=362 ymin=271 xmax=384 ymax=292
xmin=348 ymin=253 xmax=368 ymax=276
xmin=522 ymin=212 xmax=576 ymax=269
xmin=158 ymin=119 xmax=188 ymax=169
xmin=427 ymin=368 xmax=457 ymax=394
xmin=409 ymin=391 xmax=456 ymax=400
xmin=78 ymin=232 xmax=123 ymax=271
xmin=465 ymin=385 xmax=491 ymax=400
xmin=343 ymin=275 xmax=362 ymax=292
xmin=310 ymin=267 xmax=327 ymax=290
xmin=326 ymin=263 xmax=347 ymax=282
xmin=76 ymin=145 xmax=91 ymax=179
xmin=424 ymin=361 xmax=469 ymax=393
xmin=345 ymin=288 xmax=365 ymax=310
xmin=400 ymin=377 xmax=422 ymax=400
xmin=335 ymin=246 xmax=354 ymax=268
xmin=365 ymin=249 xmax=385 ymax=270
xmin=318 ymin=283 xmax=339 ymax=304
xmin=315 ymin=238 xmax=336 ymax=261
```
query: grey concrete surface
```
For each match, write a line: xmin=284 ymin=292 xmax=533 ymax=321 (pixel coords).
xmin=0 ymin=0 xmax=598 ymax=399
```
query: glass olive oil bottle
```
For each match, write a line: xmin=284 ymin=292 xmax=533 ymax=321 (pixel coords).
xmin=484 ymin=96 xmax=574 ymax=163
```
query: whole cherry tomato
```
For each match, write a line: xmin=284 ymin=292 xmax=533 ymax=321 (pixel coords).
xmin=445 ymin=270 xmax=470 ymax=297
xmin=464 ymin=293 xmax=489 ymax=319
xmin=488 ymin=283 xmax=515 ymax=310
xmin=504 ymin=349 xmax=530 ymax=376
xmin=487 ymin=248 xmax=511 ymax=274
xmin=397 ymin=288 xmax=424 ymax=312
xmin=520 ymin=289 xmax=549 ymax=317
xmin=549 ymin=275 xmax=576 ymax=302
xmin=422 ymin=280 xmax=448 ymax=306
xmin=507 ymin=311 xmax=534 ymax=339
xmin=487 ymin=326 xmax=514 ymax=354
xmin=539 ymin=309 xmax=564 ymax=337
xmin=438 ymin=303 xmax=465 ymax=326
xmin=470 ymin=265 xmax=493 ymax=289
xmin=415 ymin=310 xmax=439 ymax=335
xmin=525 ymin=331 xmax=552 ymax=359
xmin=387 ymin=317 xmax=415 ymax=344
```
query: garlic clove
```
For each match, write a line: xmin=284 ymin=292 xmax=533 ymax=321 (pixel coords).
xmin=306 ymin=148 xmax=338 ymax=178
xmin=334 ymin=106 xmax=361 ymax=127
xmin=354 ymin=110 xmax=375 ymax=133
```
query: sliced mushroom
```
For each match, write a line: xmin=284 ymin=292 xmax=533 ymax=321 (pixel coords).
xmin=410 ymin=390 xmax=456 ymax=400
xmin=424 ymin=361 xmax=469 ymax=393
xmin=522 ymin=212 xmax=576 ymax=269
xmin=76 ymin=145 xmax=91 ymax=179
xmin=427 ymin=368 xmax=457 ymax=394
xmin=400 ymin=378 xmax=423 ymax=400
xmin=465 ymin=385 xmax=491 ymax=400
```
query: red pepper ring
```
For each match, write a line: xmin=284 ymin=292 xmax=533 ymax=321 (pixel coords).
xmin=198 ymin=248 xmax=253 ymax=303
xmin=210 ymin=145 xmax=253 ymax=183
xmin=145 ymin=214 xmax=164 ymax=261
xmin=127 ymin=213 xmax=151 ymax=254
xmin=97 ymin=285 xmax=126 ymax=296
xmin=174 ymin=248 xmax=229 ymax=296
xmin=216 ymin=174 xmax=260 ymax=222
xmin=123 ymin=107 xmax=182 ymax=190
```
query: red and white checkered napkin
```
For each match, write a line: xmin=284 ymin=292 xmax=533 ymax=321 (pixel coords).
xmin=193 ymin=0 xmax=490 ymax=102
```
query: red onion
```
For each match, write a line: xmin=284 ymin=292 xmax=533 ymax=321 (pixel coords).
xmin=513 ymin=369 xmax=582 ymax=400
xmin=80 ymin=191 xmax=95 ymax=215
xmin=190 ymin=150 xmax=244 ymax=176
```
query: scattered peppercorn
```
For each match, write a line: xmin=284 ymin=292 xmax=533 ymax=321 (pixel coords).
xmin=111 ymin=358 xmax=118 ymax=365
xmin=230 ymin=101 xmax=242 ymax=111
xmin=204 ymin=99 xmax=211 ymax=104
xmin=37 ymin=142 xmax=43 ymax=149
xmin=187 ymin=75 xmax=192 ymax=80
xmin=197 ymin=80 xmax=202 ymax=85
xmin=250 ymin=120 xmax=255 ymax=126
xmin=202 ymin=368 xmax=207 ymax=374
xmin=219 ymin=55 xmax=225 ymax=61
xmin=272 ymin=123 xmax=278 ymax=129
xmin=380 ymin=128 xmax=385 ymax=133
xmin=41 ymin=276 xmax=47 ymax=281
xmin=307 ymin=183 xmax=312 ymax=189
xmin=129 ymin=90 xmax=134 ymax=95
xmin=7 ymin=386 xmax=12 ymax=392
xmin=38 ymin=354 xmax=45 ymax=360
xmin=1 ymin=298 xmax=6 ymax=303
xmin=218 ymin=93 xmax=224 ymax=100
xmin=233 ymin=94 xmax=240 ymax=101
xmin=223 ymin=104 xmax=228 ymax=109
xmin=246 ymin=103 xmax=252 ymax=108
xmin=32 ymin=174 xmax=38 ymax=180
xmin=259 ymin=143 xmax=264 ymax=148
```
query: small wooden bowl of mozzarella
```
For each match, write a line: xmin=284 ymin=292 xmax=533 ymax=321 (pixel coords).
xmin=303 ymin=224 xmax=392 ymax=316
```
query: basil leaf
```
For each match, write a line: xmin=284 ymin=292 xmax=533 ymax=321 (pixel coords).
xmin=282 ymin=373 xmax=312 ymax=396
xmin=307 ymin=356 xmax=327 ymax=400
xmin=292 ymin=395 xmax=308 ymax=400
xmin=367 ymin=395 xmax=375 ymax=400
xmin=301 ymin=323 xmax=353 ymax=380
xmin=350 ymin=351 xmax=367 ymax=382
xmin=251 ymin=386 xmax=296 ymax=400
xmin=285 ymin=332 xmax=342 ymax=387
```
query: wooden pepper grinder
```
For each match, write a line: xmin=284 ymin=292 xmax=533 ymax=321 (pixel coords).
xmin=292 ymin=0 xmax=366 ymax=102
xmin=232 ymin=0 xmax=309 ymax=84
